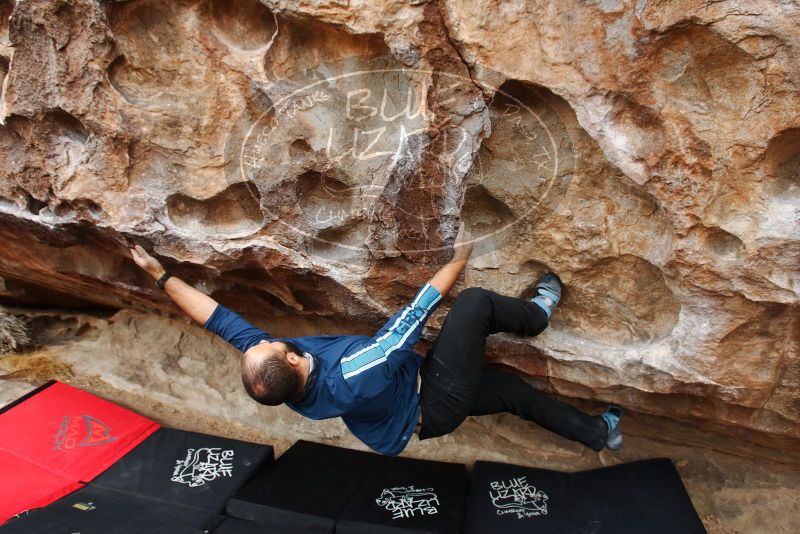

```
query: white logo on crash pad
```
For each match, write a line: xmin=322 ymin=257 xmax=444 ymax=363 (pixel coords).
xmin=171 ymin=447 xmax=234 ymax=487
xmin=376 ymin=486 xmax=440 ymax=519
xmin=489 ymin=476 xmax=548 ymax=518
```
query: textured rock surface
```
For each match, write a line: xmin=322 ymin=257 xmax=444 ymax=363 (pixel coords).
xmin=0 ymin=0 xmax=798 ymax=470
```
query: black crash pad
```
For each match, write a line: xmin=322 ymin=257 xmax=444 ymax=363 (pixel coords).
xmin=64 ymin=485 xmax=223 ymax=530
xmin=336 ymin=454 xmax=468 ymax=534
xmin=226 ymin=440 xmax=378 ymax=533
xmin=212 ymin=516 xmax=310 ymax=534
xmin=0 ymin=485 xmax=205 ymax=534
xmin=89 ymin=427 xmax=273 ymax=516
xmin=76 ymin=485 xmax=223 ymax=530
xmin=464 ymin=458 xmax=706 ymax=534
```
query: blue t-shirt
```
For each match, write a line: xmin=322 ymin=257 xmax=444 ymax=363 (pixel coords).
xmin=203 ymin=283 xmax=442 ymax=456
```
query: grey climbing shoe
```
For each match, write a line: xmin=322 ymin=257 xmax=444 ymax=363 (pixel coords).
xmin=530 ymin=272 xmax=562 ymax=318
xmin=601 ymin=404 xmax=624 ymax=451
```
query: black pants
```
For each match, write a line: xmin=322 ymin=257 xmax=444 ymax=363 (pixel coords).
xmin=418 ymin=287 xmax=607 ymax=451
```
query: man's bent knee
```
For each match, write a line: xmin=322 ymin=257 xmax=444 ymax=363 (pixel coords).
xmin=452 ymin=287 xmax=491 ymax=311
xmin=448 ymin=287 xmax=494 ymax=327
xmin=418 ymin=416 xmax=464 ymax=441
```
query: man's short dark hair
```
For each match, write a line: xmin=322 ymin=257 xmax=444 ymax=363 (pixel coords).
xmin=242 ymin=343 xmax=301 ymax=406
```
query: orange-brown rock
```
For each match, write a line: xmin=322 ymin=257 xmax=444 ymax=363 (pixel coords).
xmin=0 ymin=0 xmax=798 ymax=463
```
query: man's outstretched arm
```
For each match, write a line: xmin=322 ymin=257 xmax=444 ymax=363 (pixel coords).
xmin=340 ymin=223 xmax=474 ymax=394
xmin=130 ymin=245 xmax=218 ymax=325
xmin=130 ymin=245 xmax=272 ymax=351
xmin=428 ymin=222 xmax=473 ymax=298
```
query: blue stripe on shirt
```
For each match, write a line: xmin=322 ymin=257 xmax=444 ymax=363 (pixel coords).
xmin=341 ymin=283 xmax=442 ymax=378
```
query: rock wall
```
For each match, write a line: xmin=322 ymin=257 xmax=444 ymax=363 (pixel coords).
xmin=0 ymin=0 xmax=798 ymax=459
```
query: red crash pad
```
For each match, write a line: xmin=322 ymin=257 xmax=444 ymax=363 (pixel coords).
xmin=0 ymin=380 xmax=159 ymax=523
xmin=0 ymin=450 xmax=81 ymax=523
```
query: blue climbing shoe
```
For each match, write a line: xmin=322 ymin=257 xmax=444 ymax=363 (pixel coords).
xmin=530 ymin=272 xmax=562 ymax=318
xmin=601 ymin=404 xmax=624 ymax=451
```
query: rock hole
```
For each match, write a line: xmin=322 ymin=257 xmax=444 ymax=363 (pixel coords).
xmin=0 ymin=55 xmax=8 ymax=92
xmin=295 ymin=170 xmax=358 ymax=229
xmin=653 ymin=25 xmax=761 ymax=118
xmin=39 ymin=109 xmax=88 ymax=184
xmin=108 ymin=0 xmax=183 ymax=56
xmin=107 ymin=55 xmax=143 ymax=104
xmin=553 ymin=255 xmax=680 ymax=345
xmin=297 ymin=170 xmax=351 ymax=201
xmin=704 ymin=226 xmax=744 ymax=259
xmin=462 ymin=184 xmax=516 ymax=237
xmin=764 ymin=128 xmax=800 ymax=200
xmin=206 ymin=0 xmax=276 ymax=51
xmin=25 ymin=192 xmax=47 ymax=215
xmin=309 ymin=220 xmax=371 ymax=264
xmin=0 ymin=0 xmax=11 ymax=106
xmin=53 ymin=199 xmax=104 ymax=219
xmin=289 ymin=139 xmax=313 ymax=162
xmin=607 ymin=94 xmax=667 ymax=163
xmin=166 ymin=182 xmax=264 ymax=237
xmin=44 ymin=108 xmax=88 ymax=144
xmin=460 ymin=80 xmax=574 ymax=258
xmin=107 ymin=52 xmax=177 ymax=106
xmin=1 ymin=187 xmax=49 ymax=215
xmin=0 ymin=0 xmax=12 ymax=45
xmin=714 ymin=304 xmax=795 ymax=394
xmin=5 ymin=114 xmax=31 ymax=139
xmin=107 ymin=0 xmax=189 ymax=105
xmin=0 ymin=121 xmax=23 ymax=187
xmin=51 ymin=2 xmax=76 ymax=50
xmin=263 ymin=16 xmax=389 ymax=79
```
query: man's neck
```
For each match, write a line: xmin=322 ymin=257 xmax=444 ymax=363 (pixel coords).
xmin=296 ymin=353 xmax=310 ymax=393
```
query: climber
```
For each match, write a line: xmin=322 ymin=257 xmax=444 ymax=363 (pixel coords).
xmin=129 ymin=224 xmax=622 ymax=456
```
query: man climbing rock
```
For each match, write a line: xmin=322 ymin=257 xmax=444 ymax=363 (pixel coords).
xmin=130 ymin=223 xmax=622 ymax=456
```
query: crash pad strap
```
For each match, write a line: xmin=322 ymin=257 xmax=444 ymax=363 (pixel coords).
xmin=0 ymin=380 xmax=56 ymax=415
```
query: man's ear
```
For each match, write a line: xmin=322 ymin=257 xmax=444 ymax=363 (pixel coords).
xmin=285 ymin=351 xmax=302 ymax=367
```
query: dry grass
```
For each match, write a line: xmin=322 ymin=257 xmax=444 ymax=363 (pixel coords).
xmin=0 ymin=348 xmax=73 ymax=382
xmin=0 ymin=307 xmax=32 ymax=354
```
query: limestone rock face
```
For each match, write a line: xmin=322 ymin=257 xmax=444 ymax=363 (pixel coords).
xmin=0 ymin=0 xmax=798 ymax=456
